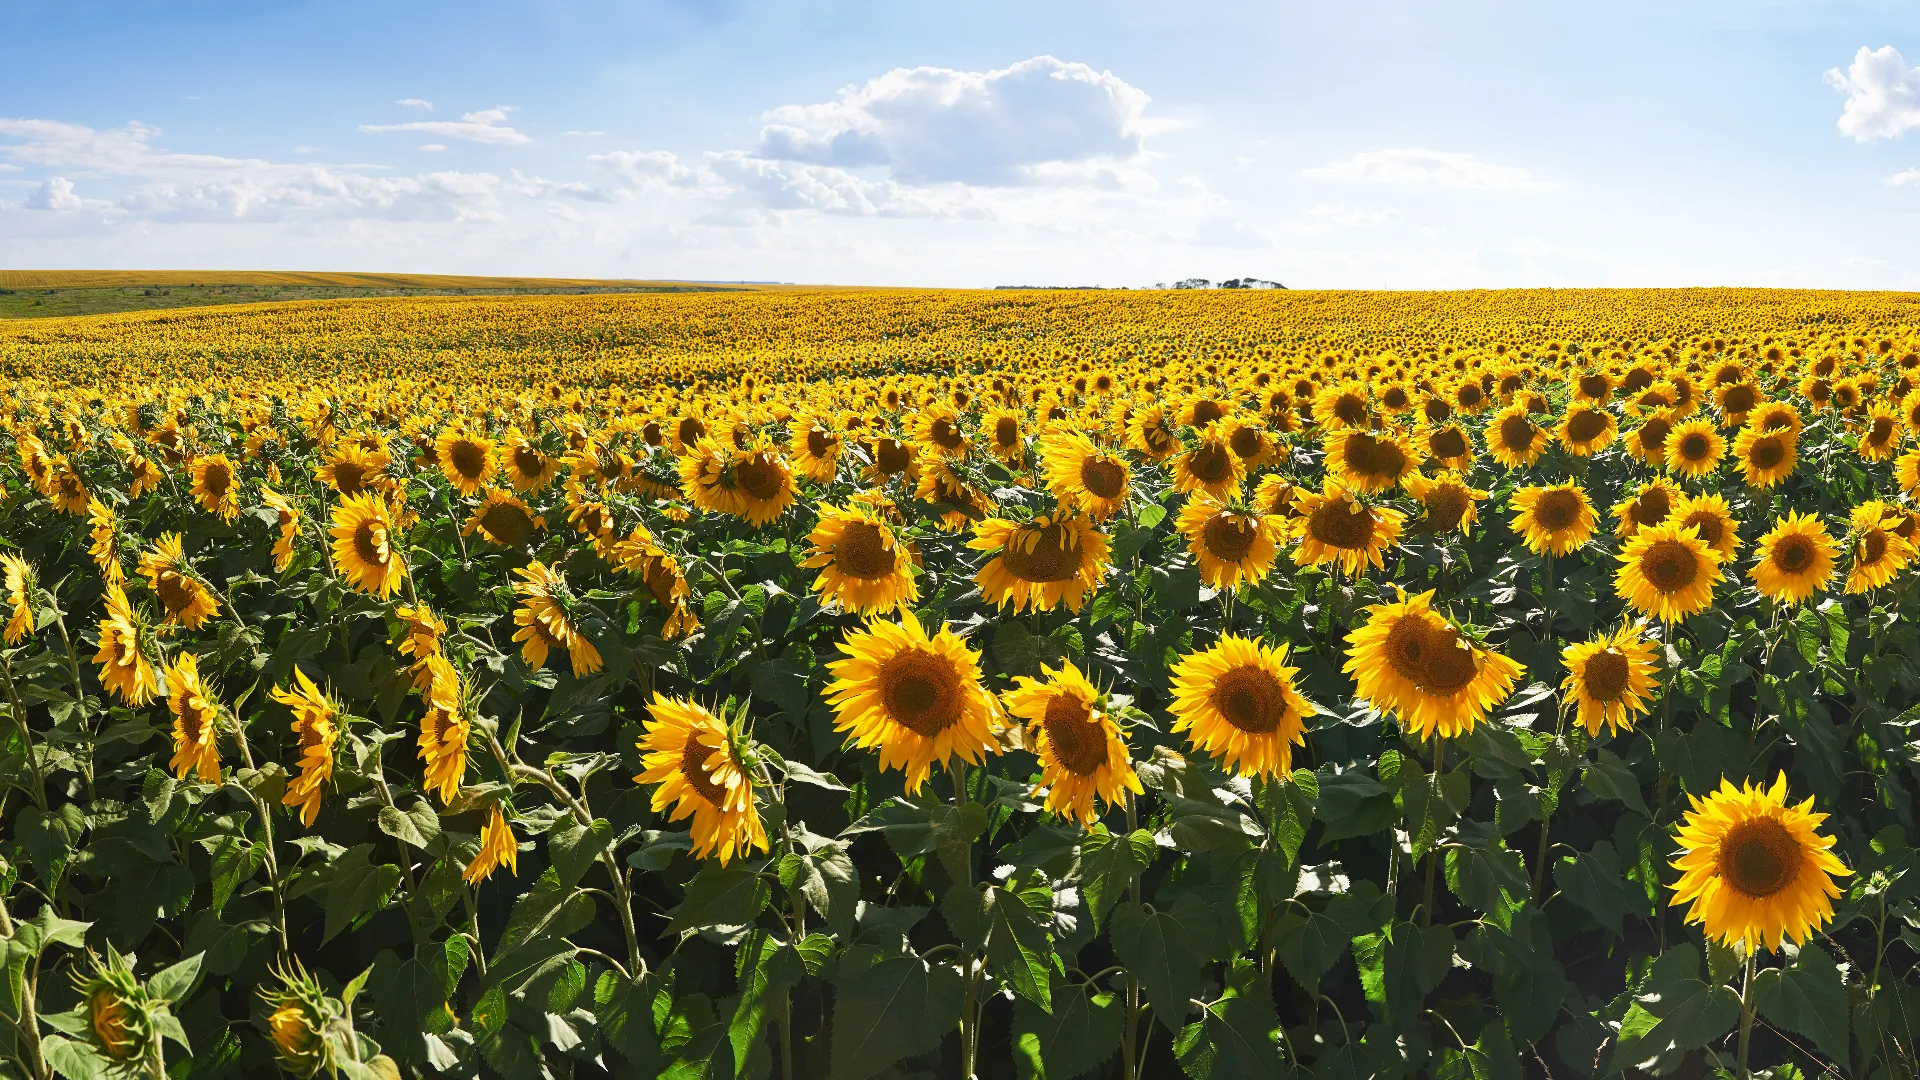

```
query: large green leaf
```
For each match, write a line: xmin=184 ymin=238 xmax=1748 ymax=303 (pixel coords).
xmin=1109 ymin=901 xmax=1207 ymax=1034
xmin=828 ymin=957 xmax=964 ymax=1080
xmin=1011 ymin=976 xmax=1123 ymax=1080
xmin=1173 ymin=958 xmax=1282 ymax=1078
xmin=1753 ymin=943 xmax=1849 ymax=1067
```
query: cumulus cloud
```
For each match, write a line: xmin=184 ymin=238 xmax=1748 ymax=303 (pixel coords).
xmin=1302 ymin=148 xmax=1550 ymax=191
xmin=1885 ymin=167 xmax=1920 ymax=186
xmin=1826 ymin=46 xmax=1920 ymax=141
xmin=704 ymin=151 xmax=985 ymax=218
xmin=359 ymin=107 xmax=530 ymax=146
xmin=395 ymin=98 xmax=434 ymax=111
xmin=752 ymin=55 xmax=1156 ymax=186
xmin=26 ymin=176 xmax=83 ymax=211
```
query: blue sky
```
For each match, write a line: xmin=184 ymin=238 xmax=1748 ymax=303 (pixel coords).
xmin=6 ymin=0 xmax=1920 ymax=287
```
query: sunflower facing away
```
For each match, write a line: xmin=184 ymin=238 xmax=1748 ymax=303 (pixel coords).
xmin=1669 ymin=773 xmax=1850 ymax=952
xmin=1001 ymin=661 xmax=1142 ymax=824
xmin=1748 ymin=511 xmax=1837 ymax=604
xmin=1176 ymin=495 xmax=1287 ymax=590
xmin=1289 ymin=478 xmax=1405 ymax=576
xmin=1615 ymin=519 xmax=1724 ymax=622
xmin=330 ymin=492 xmax=407 ymax=599
xmin=417 ymin=654 xmax=469 ymax=805
xmin=1040 ymin=428 xmax=1131 ymax=521
xmin=464 ymin=805 xmax=521 ymax=884
xmin=190 ymin=453 xmax=242 ymax=523
xmin=824 ymin=611 xmax=1001 ymax=794
xmin=270 ymin=667 xmax=339 ymax=827
xmin=260 ymin=486 xmax=302 ymax=572
xmin=93 ymin=584 xmax=158 ymax=706
xmin=512 ymin=562 xmax=604 ymax=677
xmin=1846 ymin=500 xmax=1917 ymax=593
xmin=2 ymin=554 xmax=34 ymax=645
xmin=137 ymin=533 xmax=221 ymax=630
xmin=1344 ymin=590 xmax=1523 ymax=741
xmin=970 ymin=514 xmax=1110 ymax=614
xmin=802 ymin=501 xmax=919 ymax=615
xmin=1561 ymin=623 xmax=1661 ymax=737
xmin=166 ymin=652 xmax=221 ymax=784
xmin=1168 ymin=635 xmax=1317 ymax=779
xmin=1509 ymin=483 xmax=1599 ymax=556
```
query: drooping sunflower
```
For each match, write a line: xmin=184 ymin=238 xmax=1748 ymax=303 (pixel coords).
xmin=678 ymin=437 xmax=798 ymax=527
xmin=1561 ymin=623 xmax=1661 ymax=737
xmin=137 ymin=533 xmax=220 ymax=631
xmin=464 ymin=805 xmax=521 ymax=884
xmin=165 ymin=652 xmax=221 ymax=784
xmin=610 ymin=525 xmax=701 ymax=640
xmin=329 ymin=492 xmax=407 ymax=599
xmin=1669 ymin=773 xmax=1851 ymax=952
xmin=1404 ymin=470 xmax=1488 ymax=535
xmin=270 ymin=667 xmax=338 ymax=827
xmin=1613 ymin=478 xmax=1684 ymax=539
xmin=1664 ymin=417 xmax=1726 ymax=478
xmin=1615 ymin=519 xmax=1723 ymax=622
xmin=1558 ymin=404 xmax=1618 ymax=456
xmin=1508 ymin=483 xmax=1598 ymax=557
xmin=1171 ymin=425 xmax=1248 ymax=499
xmin=1176 ymin=495 xmax=1286 ymax=590
xmin=1002 ymin=661 xmax=1142 ymax=824
xmin=1845 ymin=500 xmax=1917 ymax=593
xmin=190 ymin=453 xmax=242 ymax=523
xmin=1289 ymin=478 xmax=1404 ymax=576
xmin=500 ymin=427 xmax=560 ymax=493
xmin=417 ymin=654 xmax=469 ymax=805
xmin=636 ymin=696 xmax=769 ymax=864
xmin=46 ymin=458 xmax=92 ymax=516
xmin=802 ymin=502 xmax=919 ymax=615
xmin=915 ymin=459 xmax=996 ymax=531
xmin=2 ymin=554 xmax=36 ymax=645
xmin=462 ymin=488 xmax=545 ymax=548
xmin=969 ymin=514 xmax=1110 ymax=614
xmin=86 ymin=497 xmax=124 ymax=586
xmin=1039 ymin=428 xmax=1131 ymax=521
xmin=259 ymin=486 xmax=302 ymax=572
xmin=1749 ymin=511 xmax=1838 ymax=604
xmin=93 ymin=584 xmax=158 ymax=706
xmin=823 ymin=611 xmax=1002 ymax=794
xmin=1734 ymin=424 xmax=1798 ymax=490
xmin=393 ymin=602 xmax=446 ymax=690
xmin=1673 ymin=492 xmax=1741 ymax=560
xmin=1169 ymin=635 xmax=1317 ymax=779
xmin=1343 ymin=590 xmax=1523 ymax=740
xmin=1488 ymin=404 xmax=1551 ymax=469
xmin=512 ymin=562 xmax=603 ymax=678
xmin=1322 ymin=428 xmax=1420 ymax=493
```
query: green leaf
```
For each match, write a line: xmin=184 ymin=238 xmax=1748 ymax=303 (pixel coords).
xmin=1607 ymin=944 xmax=1740 ymax=1076
xmin=146 ymin=952 xmax=202 ymax=1004
xmin=1554 ymin=841 xmax=1629 ymax=936
xmin=376 ymin=800 xmax=442 ymax=850
xmin=1079 ymin=825 xmax=1153 ymax=932
xmin=548 ymin=817 xmax=614 ymax=888
xmin=794 ymin=842 xmax=860 ymax=939
xmin=595 ymin=971 xmax=667 ymax=1073
xmin=1444 ymin=827 xmax=1530 ymax=928
xmin=1173 ymin=957 xmax=1281 ymax=1078
xmin=1380 ymin=922 xmax=1453 ymax=1027
xmin=323 ymin=845 xmax=403 ymax=944
xmin=1110 ymin=901 xmax=1207 ymax=1034
xmin=828 ymin=957 xmax=964 ymax=1080
xmin=1314 ymin=768 xmax=1398 ymax=843
xmin=846 ymin=797 xmax=987 ymax=886
xmin=985 ymin=880 xmax=1055 ymax=1011
xmin=1264 ymin=769 xmax=1317 ymax=866
xmin=1273 ymin=908 xmax=1349 ymax=994
xmin=205 ymin=833 xmax=259 ymax=919
xmin=729 ymin=930 xmax=805 ymax=1068
xmin=1012 ymin=976 xmax=1122 ymax=1080
xmin=1581 ymin=749 xmax=1648 ymax=817
xmin=1753 ymin=943 xmax=1849 ymax=1067
xmin=668 ymin=865 xmax=771 ymax=934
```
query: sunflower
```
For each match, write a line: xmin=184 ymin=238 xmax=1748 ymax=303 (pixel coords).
xmin=1613 ymin=478 xmax=1684 ymax=539
xmin=501 ymin=427 xmax=560 ymax=493
xmin=270 ymin=667 xmax=338 ymax=827
xmin=911 ymin=405 xmax=973 ymax=460
xmin=394 ymin=602 xmax=446 ymax=690
xmin=1171 ymin=425 xmax=1247 ymax=499
xmin=995 ymin=662 xmax=1137 ymax=822
xmin=1168 ymin=635 xmax=1316 ymax=779
xmin=190 ymin=453 xmax=242 ymax=523
xmin=791 ymin=413 xmax=845 ymax=483
xmin=1312 ymin=383 xmax=1374 ymax=430
xmin=1845 ymin=500 xmax=1917 ymax=593
xmin=864 ymin=435 xmax=918 ymax=483
xmin=1343 ymin=590 xmax=1523 ymax=740
xmin=1615 ymin=519 xmax=1723 ymax=622
xmin=1127 ymin=404 xmax=1183 ymax=461
xmin=1749 ymin=512 xmax=1837 ymax=604
xmin=1561 ymin=623 xmax=1660 ymax=737
xmin=1176 ymin=495 xmax=1286 ymax=590
xmin=1509 ymin=483 xmax=1599 ymax=556
xmin=1669 ymin=773 xmax=1851 ymax=952
xmin=166 ymin=652 xmax=221 ymax=784
xmin=1859 ymin=403 xmax=1902 ymax=462
xmin=93 ymin=584 xmax=158 ymax=706
xmin=1752 ymin=401 xmax=1803 ymax=436
xmin=1040 ymin=428 xmax=1132 ymax=521
xmin=512 ymin=562 xmax=603 ymax=678
xmin=823 ymin=611 xmax=1001 ymax=794
xmin=1224 ymin=419 xmax=1277 ymax=468
xmin=46 ymin=458 xmax=91 ymax=516
xmin=1672 ymin=493 xmax=1740 ymax=559
xmin=1289 ymin=478 xmax=1404 ymax=576
xmin=462 ymin=489 xmax=545 ymax=548
xmin=985 ymin=407 xmax=1026 ymax=466
xmin=1404 ymin=471 xmax=1488 ymax=535
xmin=417 ymin=654 xmax=469 ymax=804
xmin=1664 ymin=417 xmax=1726 ymax=478
xmin=464 ymin=805 xmax=521 ymax=884
xmin=636 ymin=696 xmax=769 ymax=864
xmin=137 ymin=533 xmax=220 ymax=631
xmin=434 ymin=428 xmax=498 ymax=496
xmin=1558 ymin=404 xmax=1618 ymax=456
xmin=1623 ymin=413 xmax=1674 ymax=466
xmin=1251 ymin=473 xmax=1302 ymax=520
xmin=1714 ymin=381 xmax=1762 ymax=424
xmin=260 ymin=486 xmax=302 ymax=572
xmin=1421 ymin=423 xmax=1475 ymax=470
xmin=1322 ymin=428 xmax=1419 ymax=493
xmin=329 ymin=492 xmax=407 ymax=599
xmin=679 ymin=437 xmax=798 ymax=527
xmin=2 ymin=554 xmax=35 ymax=644
xmin=970 ymin=514 xmax=1110 ymax=614
xmin=314 ymin=443 xmax=387 ymax=497
xmin=1734 ymin=424 xmax=1798 ymax=489
xmin=610 ymin=526 xmax=701 ymax=640
xmin=802 ymin=502 xmax=919 ymax=615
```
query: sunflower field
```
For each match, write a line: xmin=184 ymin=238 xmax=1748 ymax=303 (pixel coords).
xmin=2 ymin=287 xmax=1920 ymax=1080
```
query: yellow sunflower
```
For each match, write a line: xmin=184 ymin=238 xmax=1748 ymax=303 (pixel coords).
xmin=1859 ymin=403 xmax=1902 ymax=462
xmin=1421 ymin=423 xmax=1475 ymax=471
xmin=501 ymin=427 xmax=560 ymax=493
xmin=1615 ymin=520 xmax=1723 ymax=622
xmin=462 ymin=488 xmax=545 ymax=548
xmin=137 ymin=533 xmax=220 ymax=630
xmin=3 ymin=554 xmax=36 ymax=645
xmin=434 ymin=428 xmax=498 ymax=496
xmin=417 ymin=654 xmax=469 ymax=805
xmin=1623 ymin=413 xmax=1675 ymax=467
xmin=314 ymin=443 xmax=387 ymax=497
xmin=1343 ymin=590 xmax=1523 ymax=740
xmin=823 ymin=611 xmax=1002 ymax=794
xmin=1312 ymin=382 xmax=1374 ymax=431
xmin=1224 ymin=419 xmax=1277 ymax=469
xmin=270 ymin=667 xmax=338 ymax=827
xmin=464 ymin=805 xmax=521 ymax=884
xmin=1509 ymin=483 xmax=1599 ymax=556
xmin=511 ymin=562 xmax=603 ymax=678
xmin=911 ymin=405 xmax=973 ymax=460
xmin=329 ymin=492 xmax=407 ymax=599
xmin=1289 ymin=478 xmax=1404 ymax=576
xmin=610 ymin=526 xmax=701 ymax=640
xmin=678 ymin=437 xmax=798 ymax=527
xmin=1251 ymin=474 xmax=1302 ymax=520
xmin=1664 ymin=417 xmax=1726 ymax=478
xmin=1169 ymin=635 xmax=1317 ymax=779
xmin=969 ymin=514 xmax=1110 ymax=614
xmin=1039 ymin=428 xmax=1131 ymax=521
xmin=1171 ymin=425 xmax=1248 ymax=499
xmin=190 ymin=453 xmax=242 ymax=523
xmin=1673 ymin=492 xmax=1741 ymax=559
xmin=791 ymin=413 xmax=845 ymax=484
xmin=1846 ymin=500 xmax=1917 ymax=593
xmin=1323 ymin=428 xmax=1420 ymax=494
xmin=1734 ymin=424 xmax=1798 ymax=489
xmin=1561 ymin=623 xmax=1660 ymax=737
xmin=1558 ymin=404 xmax=1618 ymax=456
xmin=1613 ymin=478 xmax=1684 ymax=539
xmin=1404 ymin=471 xmax=1488 ymax=535
xmin=1492 ymin=406 xmax=1550 ymax=465
xmin=260 ymin=486 xmax=302 ymax=572
xmin=985 ymin=408 xmax=1027 ymax=466
xmin=1176 ymin=495 xmax=1286 ymax=590
xmin=166 ymin=652 xmax=221 ymax=784
xmin=802 ymin=501 xmax=919 ymax=615
xmin=93 ymin=584 xmax=158 ymax=706
xmin=1001 ymin=661 xmax=1142 ymax=824
xmin=1748 ymin=512 xmax=1837 ymax=604
xmin=87 ymin=497 xmax=123 ymax=586
xmin=1669 ymin=773 xmax=1851 ymax=952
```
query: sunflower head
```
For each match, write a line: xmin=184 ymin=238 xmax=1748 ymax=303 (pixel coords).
xmin=1561 ymin=623 xmax=1660 ymax=737
xmin=1002 ymin=661 xmax=1143 ymax=823
xmin=1734 ymin=424 xmax=1798 ymax=489
xmin=1615 ymin=519 xmax=1724 ymax=622
xmin=824 ymin=611 xmax=1002 ymax=794
xmin=969 ymin=514 xmax=1110 ymax=614
xmin=1169 ymin=635 xmax=1316 ymax=779
xmin=802 ymin=501 xmax=919 ymax=615
xmin=1289 ymin=478 xmax=1404 ymax=577
xmin=329 ymin=492 xmax=407 ymax=598
xmin=1510 ymin=483 xmax=1598 ymax=557
xmin=1749 ymin=511 xmax=1837 ymax=604
xmin=1670 ymin=773 xmax=1851 ymax=952
xmin=2 ymin=553 xmax=36 ymax=645
xmin=1404 ymin=470 xmax=1487 ymax=535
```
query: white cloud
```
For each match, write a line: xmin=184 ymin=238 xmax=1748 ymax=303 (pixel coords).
xmin=562 ymin=130 xmax=606 ymax=137
xmin=26 ymin=176 xmax=83 ymax=211
xmin=1306 ymin=203 xmax=1402 ymax=227
xmin=587 ymin=149 xmax=698 ymax=191
xmin=704 ymin=151 xmax=986 ymax=218
xmin=419 ymin=144 xmax=447 ymax=152
xmin=1826 ymin=46 xmax=1920 ymax=142
xmin=395 ymin=98 xmax=434 ymax=111
xmin=752 ymin=55 xmax=1157 ymax=186
xmin=1884 ymin=167 xmax=1920 ymax=186
xmin=1302 ymin=148 xmax=1550 ymax=191
xmin=359 ymin=107 xmax=530 ymax=145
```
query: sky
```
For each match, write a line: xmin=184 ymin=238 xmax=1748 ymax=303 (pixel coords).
xmin=6 ymin=0 xmax=1920 ymax=288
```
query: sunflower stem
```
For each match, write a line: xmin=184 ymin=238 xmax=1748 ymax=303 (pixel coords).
xmin=0 ymin=653 xmax=48 ymax=811
xmin=1737 ymin=950 xmax=1756 ymax=1079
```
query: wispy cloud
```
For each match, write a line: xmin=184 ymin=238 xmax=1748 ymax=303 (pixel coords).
xmin=360 ymin=107 xmax=529 ymax=146
xmin=1303 ymin=148 xmax=1550 ymax=191
xmin=395 ymin=98 xmax=434 ymax=111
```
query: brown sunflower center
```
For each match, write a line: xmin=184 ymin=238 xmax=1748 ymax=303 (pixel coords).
xmin=1579 ymin=374 xmax=1611 ymax=399
xmin=641 ymin=421 xmax=664 ymax=447
xmin=449 ymin=439 xmax=488 ymax=480
xmin=1641 ymin=539 xmax=1699 ymax=593
xmin=1384 ymin=615 xmax=1434 ymax=684
xmin=1229 ymin=425 xmax=1262 ymax=459
xmin=1081 ymin=457 xmax=1126 ymax=500
xmin=1202 ymin=514 xmax=1260 ymax=563
xmin=1872 ymin=416 xmax=1895 ymax=444
xmin=1192 ymin=399 xmax=1226 ymax=427
xmin=736 ymin=456 xmax=785 ymax=502
xmin=1581 ymin=649 xmax=1631 ymax=703
xmin=1001 ymin=524 xmax=1084 ymax=583
xmin=1750 ymin=437 xmax=1786 ymax=469
xmin=833 ymin=520 xmax=899 ymax=579
xmin=678 ymin=417 xmax=706 ymax=446
xmin=1307 ymin=499 xmax=1376 ymax=551
xmin=874 ymin=438 xmax=912 ymax=475
xmin=1679 ymin=433 xmax=1712 ymax=462
xmin=1210 ymin=664 xmax=1287 ymax=734
xmin=1334 ymin=394 xmax=1369 ymax=427
xmin=202 ymin=461 xmax=232 ymax=497
xmin=1342 ymin=434 xmax=1405 ymax=478
xmin=1682 ymin=511 xmax=1724 ymax=549
xmin=155 ymin=571 xmax=195 ymax=615
xmin=808 ymin=427 xmax=835 ymax=457
xmin=1632 ymin=488 xmax=1674 ymax=526
xmin=1187 ymin=445 xmax=1233 ymax=483
xmin=1381 ymin=387 xmax=1409 ymax=410
xmin=878 ymin=648 xmax=965 ymax=737
xmin=995 ymin=417 xmax=1020 ymax=448
xmin=930 ymin=418 xmax=966 ymax=450
xmin=332 ymin=461 xmax=368 ymax=494
xmin=1566 ymin=409 xmax=1608 ymax=444
xmin=513 ymin=445 xmax=545 ymax=477
xmin=1722 ymin=385 xmax=1757 ymax=414
xmin=1637 ymin=419 xmax=1672 ymax=453
xmin=1718 ymin=816 xmax=1801 ymax=899
xmin=1773 ymin=535 xmax=1814 ymax=573
xmin=1422 ymin=486 xmax=1469 ymax=532
xmin=1534 ymin=488 xmax=1582 ymax=532
xmin=354 ymin=519 xmax=391 ymax=568
xmin=1456 ymin=385 xmax=1485 ymax=408
xmin=1430 ymin=428 xmax=1469 ymax=459
xmin=1424 ymin=398 xmax=1452 ymax=424
xmin=1499 ymin=414 xmax=1537 ymax=452
xmin=679 ymin=740 xmax=730 ymax=806
xmin=1420 ymin=628 xmax=1479 ymax=694
xmin=1863 ymin=529 xmax=1890 ymax=565
xmin=479 ymin=503 xmax=536 ymax=546
xmin=1042 ymin=694 xmax=1107 ymax=776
